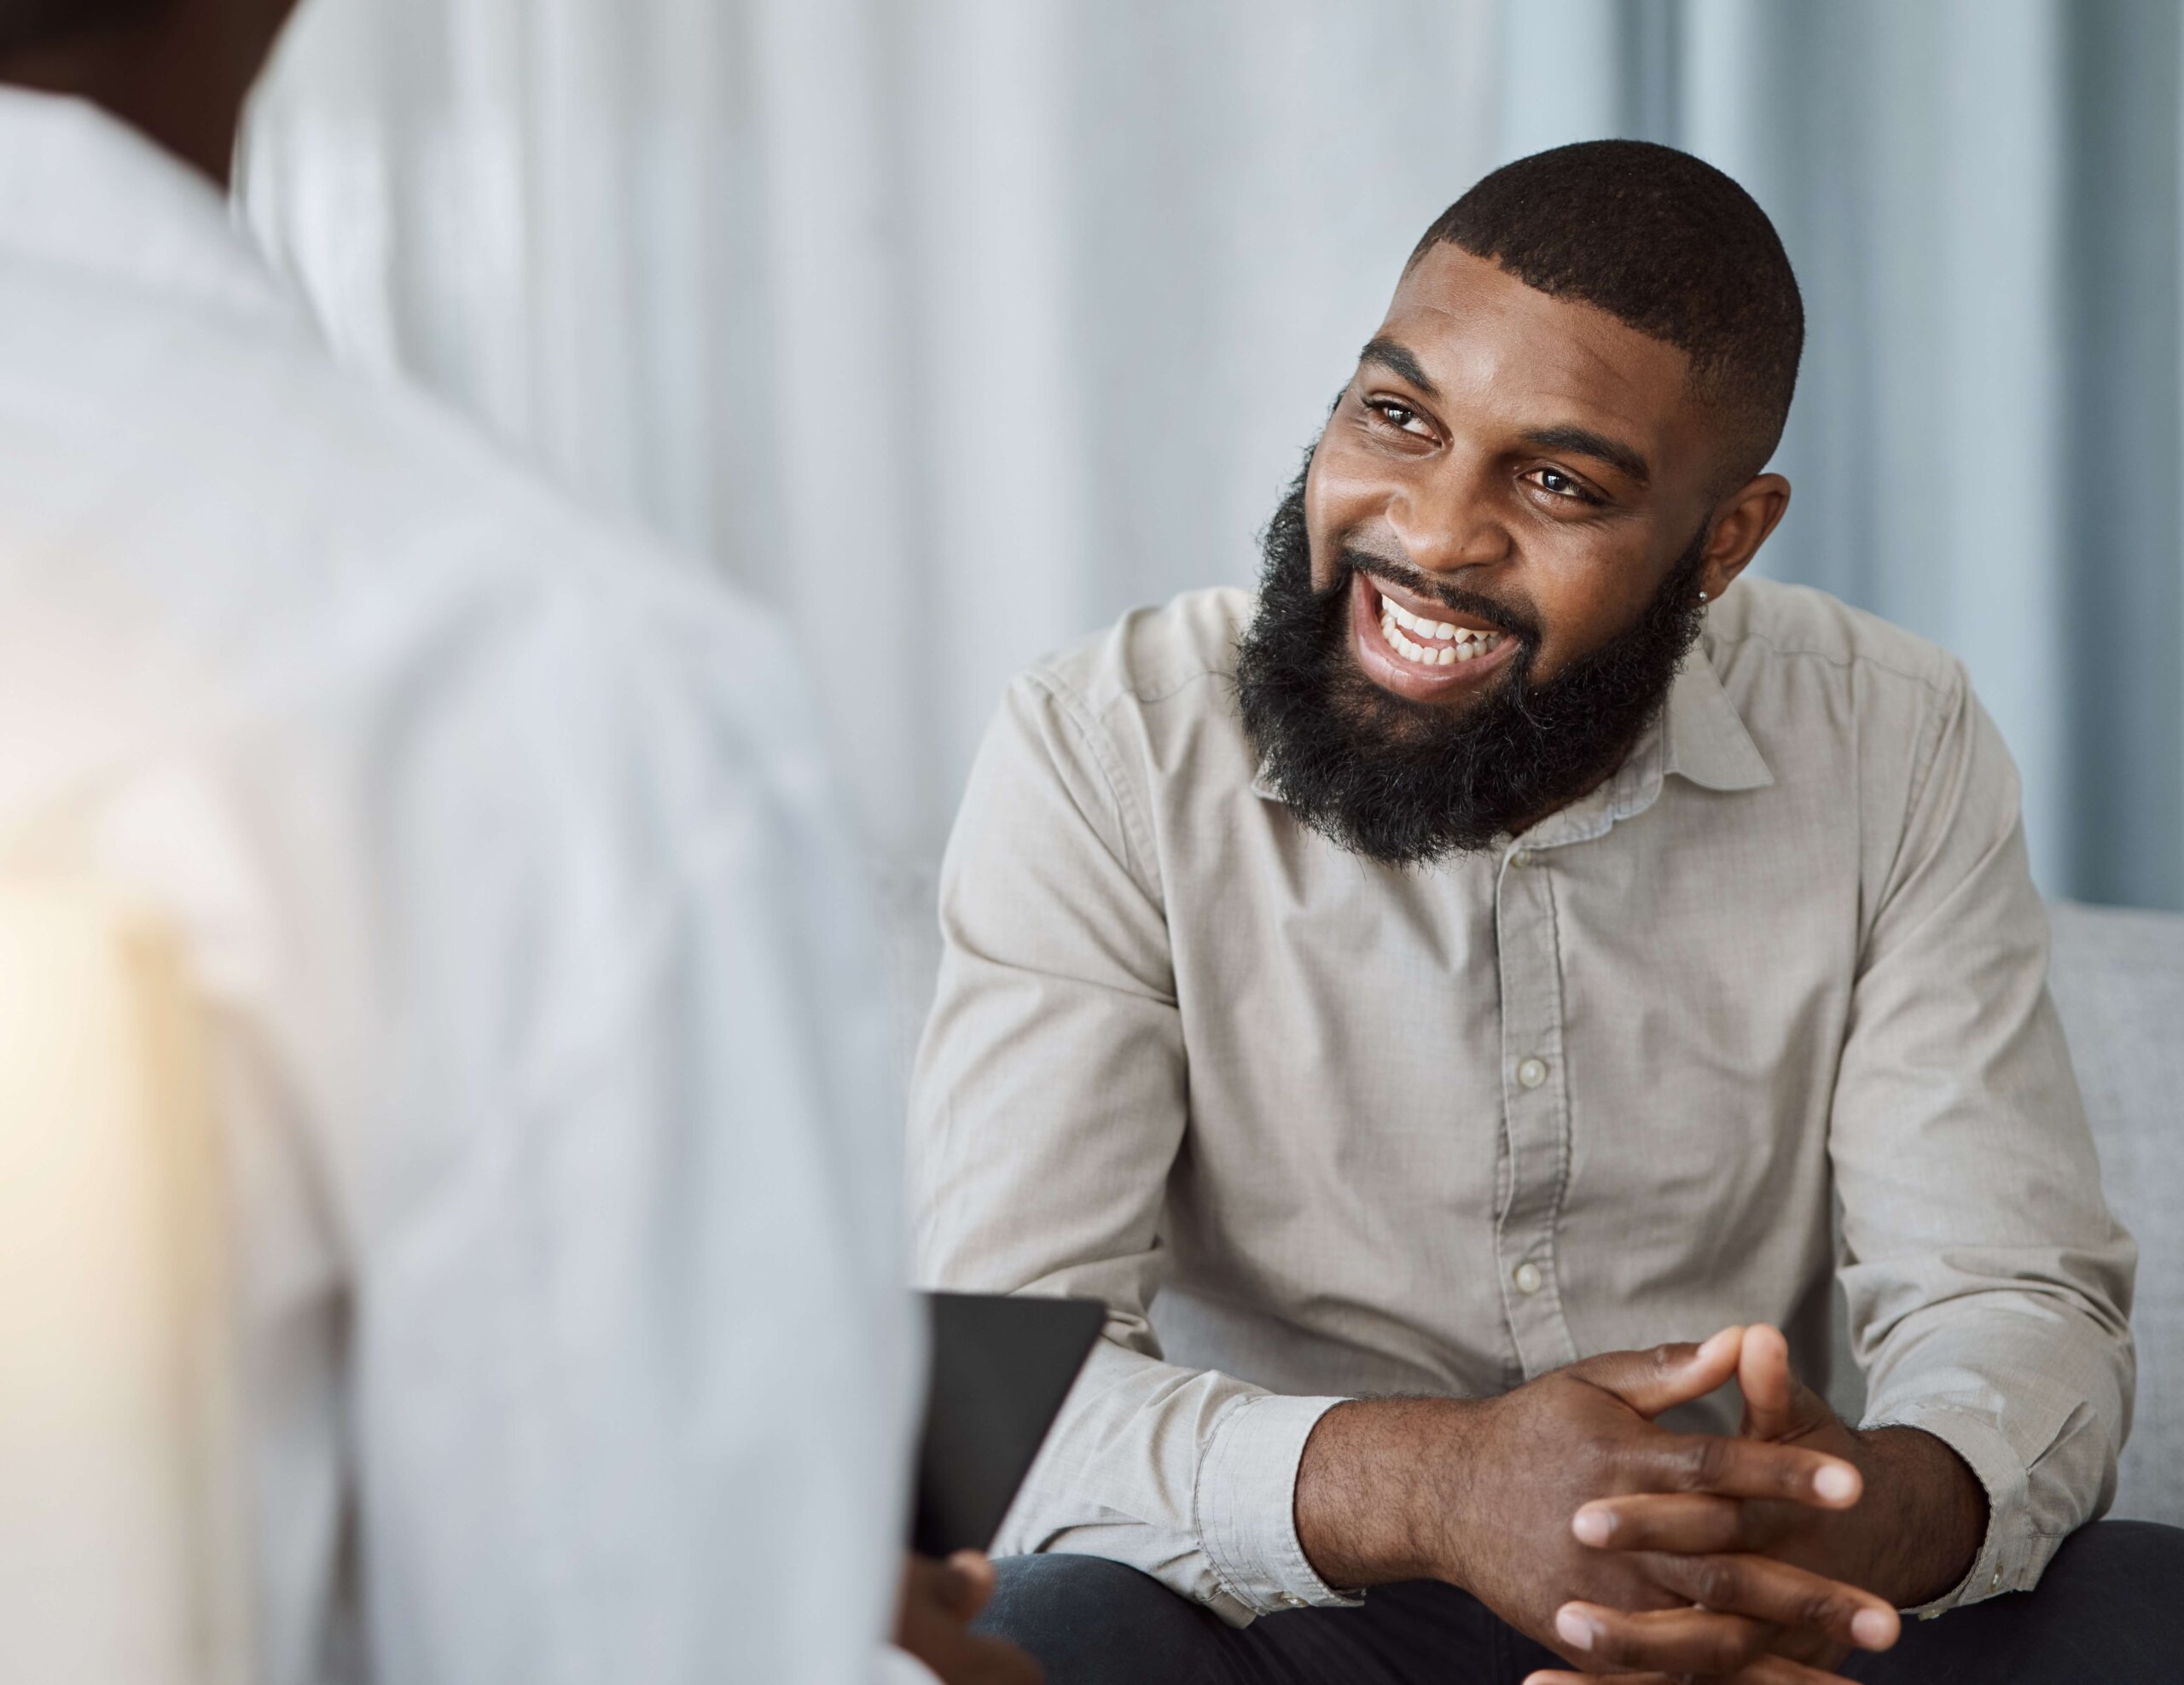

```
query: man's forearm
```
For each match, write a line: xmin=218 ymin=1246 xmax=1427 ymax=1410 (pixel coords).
xmin=1849 ymin=1426 xmax=1988 ymax=1607
xmin=1294 ymin=1397 xmax=1482 ymax=1589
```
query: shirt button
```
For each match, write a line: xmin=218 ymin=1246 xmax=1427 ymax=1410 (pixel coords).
xmin=1513 ymin=1260 xmax=1543 ymax=1294
xmin=1507 ymin=848 xmax=1531 ymax=869
xmin=1281 ymin=1593 xmax=1307 ymax=1608
xmin=1516 ymin=1056 xmax=1548 ymax=1089
xmin=1991 ymin=1571 xmax=2003 ymax=1589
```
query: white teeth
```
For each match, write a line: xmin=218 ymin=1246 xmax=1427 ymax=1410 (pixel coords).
xmin=1380 ymin=594 xmax=1504 ymax=668
xmin=1381 ymin=592 xmax=1502 ymax=658
xmin=1381 ymin=595 xmax=1444 ymax=639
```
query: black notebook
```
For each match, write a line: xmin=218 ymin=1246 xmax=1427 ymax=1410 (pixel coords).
xmin=910 ymin=1291 xmax=1106 ymax=1558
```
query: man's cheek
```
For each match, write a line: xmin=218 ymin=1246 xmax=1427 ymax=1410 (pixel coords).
xmin=1305 ymin=531 xmax=1345 ymax=592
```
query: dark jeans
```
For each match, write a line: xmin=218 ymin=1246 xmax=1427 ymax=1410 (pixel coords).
xmin=978 ymin=1520 xmax=2184 ymax=1684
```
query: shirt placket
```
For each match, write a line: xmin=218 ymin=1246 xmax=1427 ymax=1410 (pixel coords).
xmin=1493 ymin=844 xmax=1579 ymax=1377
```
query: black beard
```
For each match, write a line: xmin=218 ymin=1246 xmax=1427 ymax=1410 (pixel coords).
xmin=1234 ymin=469 xmax=1709 ymax=865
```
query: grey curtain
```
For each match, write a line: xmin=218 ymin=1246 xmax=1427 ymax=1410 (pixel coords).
xmin=1507 ymin=0 xmax=2184 ymax=908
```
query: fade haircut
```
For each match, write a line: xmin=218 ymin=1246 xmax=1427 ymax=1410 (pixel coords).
xmin=0 ymin=0 xmax=164 ymax=55
xmin=1414 ymin=139 xmax=1804 ymax=485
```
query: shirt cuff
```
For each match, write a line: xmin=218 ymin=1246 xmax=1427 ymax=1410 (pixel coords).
xmin=1867 ymin=1403 xmax=2056 ymax=1618
xmin=1193 ymin=1392 xmax=1358 ymax=1622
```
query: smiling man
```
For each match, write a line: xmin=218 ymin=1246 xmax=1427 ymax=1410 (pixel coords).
xmin=910 ymin=142 xmax=2184 ymax=1682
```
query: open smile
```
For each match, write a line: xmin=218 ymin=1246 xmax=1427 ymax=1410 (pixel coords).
xmin=1346 ymin=572 xmax=1521 ymax=701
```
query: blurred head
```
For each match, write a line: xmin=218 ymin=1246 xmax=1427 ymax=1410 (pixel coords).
xmin=0 ymin=0 xmax=299 ymax=183
xmin=1236 ymin=140 xmax=1804 ymax=863
xmin=0 ymin=0 xmax=158 ymax=52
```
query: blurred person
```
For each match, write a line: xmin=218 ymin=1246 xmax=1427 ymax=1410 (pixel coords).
xmin=0 ymin=2 xmax=1037 ymax=1682
xmin=913 ymin=141 xmax=2184 ymax=1683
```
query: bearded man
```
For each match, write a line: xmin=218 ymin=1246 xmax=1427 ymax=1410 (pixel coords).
xmin=909 ymin=141 xmax=2183 ymax=1683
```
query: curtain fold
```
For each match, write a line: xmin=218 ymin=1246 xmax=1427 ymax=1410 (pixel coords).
xmin=241 ymin=0 xmax=2183 ymax=913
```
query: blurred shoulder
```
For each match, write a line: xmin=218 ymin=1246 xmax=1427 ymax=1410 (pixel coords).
xmin=293 ymin=372 xmax=822 ymax=815
xmin=0 ymin=265 xmax=829 ymax=834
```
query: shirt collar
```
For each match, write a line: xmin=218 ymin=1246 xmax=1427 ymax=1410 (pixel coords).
xmin=1247 ymin=634 xmax=1774 ymax=834
xmin=1660 ymin=634 xmax=1774 ymax=795
xmin=0 ymin=88 xmax=300 ymax=328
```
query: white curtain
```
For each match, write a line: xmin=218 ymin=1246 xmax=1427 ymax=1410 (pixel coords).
xmin=241 ymin=0 xmax=2184 ymax=973
xmin=239 ymin=0 xmax=1499 ymax=1006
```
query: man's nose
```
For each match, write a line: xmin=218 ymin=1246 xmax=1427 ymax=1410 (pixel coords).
xmin=1385 ymin=458 xmax=1510 ymax=576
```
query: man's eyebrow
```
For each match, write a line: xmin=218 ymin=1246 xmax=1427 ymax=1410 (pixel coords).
xmin=1356 ymin=343 xmax=1652 ymax=487
xmin=1357 ymin=336 xmax=1440 ymax=400
xmin=1520 ymin=424 xmax=1651 ymax=487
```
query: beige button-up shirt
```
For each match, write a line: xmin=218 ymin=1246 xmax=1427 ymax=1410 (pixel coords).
xmin=910 ymin=577 xmax=2135 ymax=1625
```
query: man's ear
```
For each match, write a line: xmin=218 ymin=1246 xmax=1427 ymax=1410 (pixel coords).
xmin=1699 ymin=473 xmax=1791 ymax=601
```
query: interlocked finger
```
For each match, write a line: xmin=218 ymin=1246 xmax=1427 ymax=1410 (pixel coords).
xmin=1640 ymin=1550 xmax=1899 ymax=1653
xmin=1727 ymin=1659 xmax=1867 ymax=1684
xmin=1573 ymin=1491 xmax=1761 ymax=1554
xmin=1525 ymin=1648 xmax=1860 ymax=1685
xmin=1551 ymin=1599 xmax=1774 ymax=1675
xmin=1622 ymin=1431 xmax=1862 ymax=1508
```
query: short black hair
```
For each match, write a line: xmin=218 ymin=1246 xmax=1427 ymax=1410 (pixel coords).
xmin=0 ymin=0 xmax=165 ymax=56
xmin=1414 ymin=139 xmax=1804 ymax=485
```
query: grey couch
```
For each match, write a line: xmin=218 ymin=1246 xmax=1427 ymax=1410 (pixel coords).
xmin=2048 ymin=901 xmax=2184 ymax=1523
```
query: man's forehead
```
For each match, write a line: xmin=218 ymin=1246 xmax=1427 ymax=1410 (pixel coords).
xmin=1373 ymin=245 xmax=1695 ymax=441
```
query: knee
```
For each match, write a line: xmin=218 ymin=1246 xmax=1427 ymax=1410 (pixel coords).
xmin=1989 ymin=1519 xmax=2184 ymax=1676
xmin=975 ymin=1554 xmax=1223 ymax=1685
xmin=2039 ymin=1517 xmax=2184 ymax=1601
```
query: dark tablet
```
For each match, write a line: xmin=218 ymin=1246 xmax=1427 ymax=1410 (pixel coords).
xmin=910 ymin=1291 xmax=1106 ymax=1559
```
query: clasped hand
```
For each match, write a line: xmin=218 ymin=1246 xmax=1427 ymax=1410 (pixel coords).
xmin=1301 ymin=1324 xmax=1944 ymax=1684
xmin=1485 ymin=1325 xmax=1911 ymax=1685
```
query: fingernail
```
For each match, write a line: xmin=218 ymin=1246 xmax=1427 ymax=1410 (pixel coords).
xmin=1815 ymin=1463 xmax=1859 ymax=1502
xmin=1851 ymin=1607 xmax=1897 ymax=1649
xmin=1554 ymin=1607 xmax=1599 ymax=1650
xmin=1571 ymin=1508 xmax=1614 ymax=1546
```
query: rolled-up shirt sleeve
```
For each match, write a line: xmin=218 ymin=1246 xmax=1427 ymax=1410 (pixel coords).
xmin=909 ymin=669 xmax=1354 ymax=1624
xmin=1829 ymin=660 xmax=2136 ymax=1615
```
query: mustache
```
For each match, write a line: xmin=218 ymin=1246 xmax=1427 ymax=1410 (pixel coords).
xmin=1335 ymin=547 xmax=1542 ymax=647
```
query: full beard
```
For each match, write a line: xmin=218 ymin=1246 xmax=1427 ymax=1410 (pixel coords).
xmin=1234 ymin=468 xmax=1709 ymax=865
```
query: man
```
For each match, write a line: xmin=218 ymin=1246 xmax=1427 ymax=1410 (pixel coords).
xmin=913 ymin=141 xmax=2184 ymax=1682
xmin=0 ymin=2 xmax=1037 ymax=1681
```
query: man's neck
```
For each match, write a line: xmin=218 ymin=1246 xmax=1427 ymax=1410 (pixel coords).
xmin=0 ymin=1 xmax=292 ymax=186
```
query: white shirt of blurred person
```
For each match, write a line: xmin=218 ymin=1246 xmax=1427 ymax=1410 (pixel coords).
xmin=0 ymin=3 xmax=1035 ymax=1682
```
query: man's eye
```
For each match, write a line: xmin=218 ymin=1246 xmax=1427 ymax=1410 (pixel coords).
xmin=1531 ymin=467 xmax=1594 ymax=502
xmin=1370 ymin=400 xmax=1429 ymax=436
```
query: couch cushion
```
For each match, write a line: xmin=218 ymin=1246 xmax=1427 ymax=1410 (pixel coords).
xmin=2048 ymin=901 xmax=2184 ymax=1525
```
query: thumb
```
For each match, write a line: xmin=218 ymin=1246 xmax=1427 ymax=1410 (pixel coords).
xmin=1738 ymin=1322 xmax=1836 ymax=1442
xmin=942 ymin=1549 xmax=998 ymax=1621
xmin=1572 ymin=1326 xmax=1743 ymax=1419
xmin=1739 ymin=1322 xmax=1796 ymax=1438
